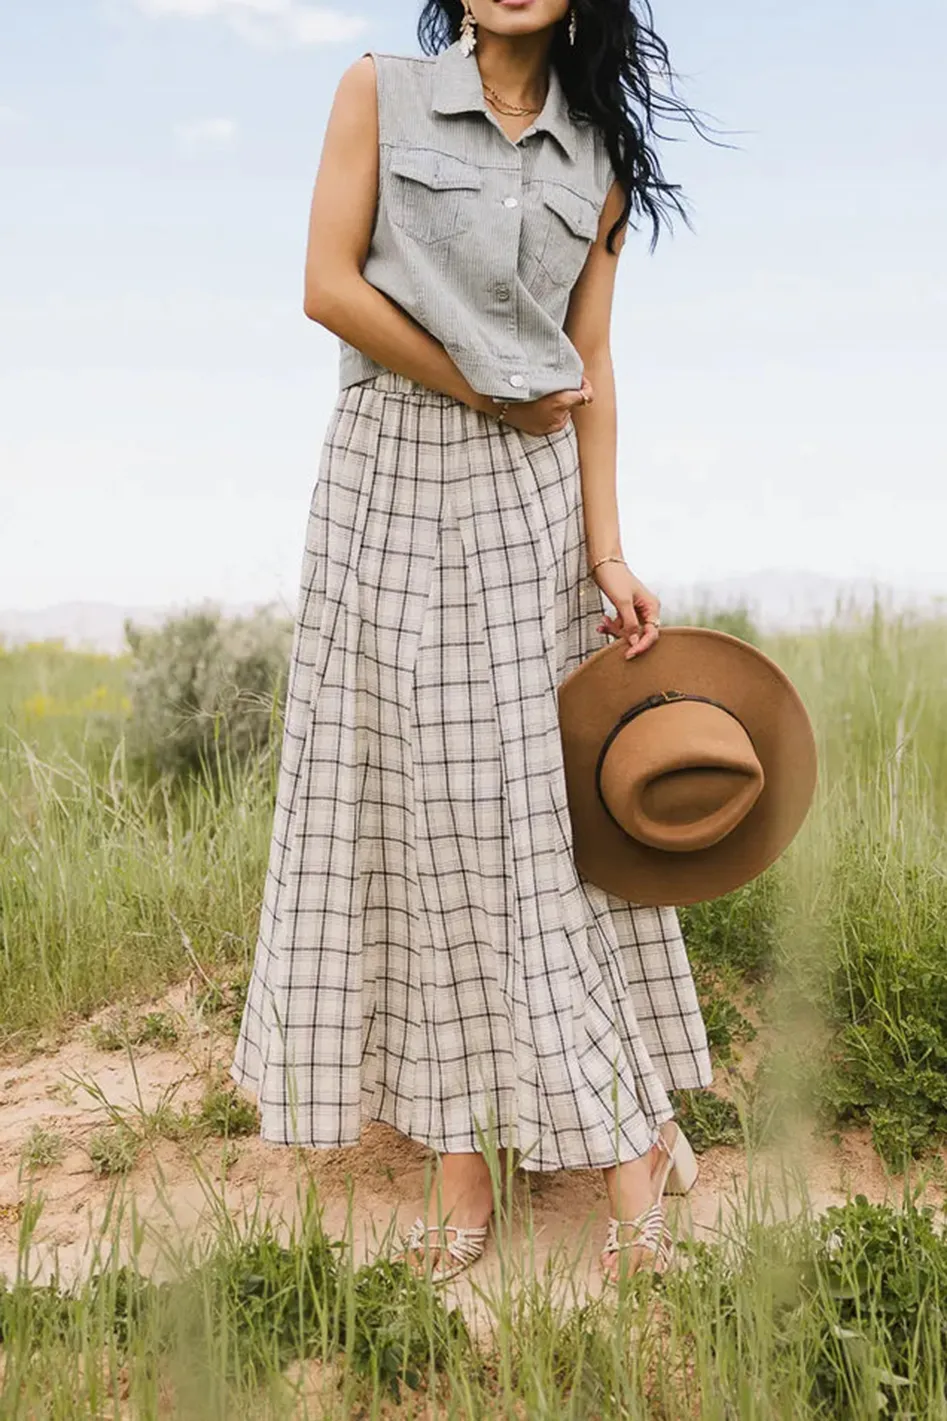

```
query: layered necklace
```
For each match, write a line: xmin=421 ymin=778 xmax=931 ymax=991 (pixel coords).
xmin=482 ymin=79 xmax=545 ymax=117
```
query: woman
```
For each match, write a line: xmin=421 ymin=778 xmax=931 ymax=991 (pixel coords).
xmin=230 ymin=0 xmax=715 ymax=1286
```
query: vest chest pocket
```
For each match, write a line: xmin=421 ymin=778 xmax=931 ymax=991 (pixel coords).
xmin=537 ymin=181 xmax=600 ymax=286
xmin=387 ymin=146 xmax=483 ymax=246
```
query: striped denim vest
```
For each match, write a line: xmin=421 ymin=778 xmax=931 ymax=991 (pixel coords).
xmin=337 ymin=39 xmax=616 ymax=404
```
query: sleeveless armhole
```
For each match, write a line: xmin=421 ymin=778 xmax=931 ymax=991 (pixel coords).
xmin=592 ymin=126 xmax=618 ymax=210
xmin=358 ymin=50 xmax=387 ymax=138
xmin=357 ymin=51 xmax=385 ymax=242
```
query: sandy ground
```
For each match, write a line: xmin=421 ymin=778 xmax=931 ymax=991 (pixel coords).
xmin=2 ymin=980 xmax=945 ymax=1338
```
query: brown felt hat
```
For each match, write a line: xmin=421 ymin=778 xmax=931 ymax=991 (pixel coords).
xmin=557 ymin=627 xmax=818 ymax=906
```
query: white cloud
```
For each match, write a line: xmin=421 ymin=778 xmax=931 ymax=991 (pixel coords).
xmin=174 ymin=116 xmax=237 ymax=146
xmin=0 ymin=105 xmax=25 ymax=124
xmin=133 ymin=0 xmax=368 ymax=47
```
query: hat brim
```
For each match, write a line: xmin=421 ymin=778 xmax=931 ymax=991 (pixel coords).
xmin=557 ymin=627 xmax=818 ymax=906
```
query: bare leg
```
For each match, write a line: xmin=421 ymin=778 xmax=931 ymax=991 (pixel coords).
xmin=599 ymin=1119 xmax=674 ymax=1282
xmin=400 ymin=1120 xmax=676 ymax=1279
xmin=402 ymin=1148 xmax=501 ymax=1274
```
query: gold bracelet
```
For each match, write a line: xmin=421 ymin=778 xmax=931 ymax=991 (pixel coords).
xmin=587 ymin=554 xmax=626 ymax=577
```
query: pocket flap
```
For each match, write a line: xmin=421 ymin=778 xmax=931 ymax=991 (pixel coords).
xmin=389 ymin=146 xmax=484 ymax=192
xmin=541 ymin=182 xmax=599 ymax=239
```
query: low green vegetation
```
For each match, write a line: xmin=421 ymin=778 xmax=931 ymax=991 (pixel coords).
xmin=88 ymin=1008 xmax=181 ymax=1052
xmin=3 ymin=602 xmax=946 ymax=1164
xmin=18 ymin=1127 xmax=66 ymax=1174
xmin=0 ymin=624 xmax=280 ymax=1053
xmin=86 ymin=1124 xmax=139 ymax=1179
xmin=2 ymin=601 xmax=946 ymax=1413
xmin=65 ymin=1067 xmax=261 ymax=1150
xmin=2 ymin=1174 xmax=946 ymax=1417
xmin=196 ymin=1083 xmax=262 ymax=1139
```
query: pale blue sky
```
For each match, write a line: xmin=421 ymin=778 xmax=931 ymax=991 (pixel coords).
xmin=1 ymin=0 xmax=944 ymax=612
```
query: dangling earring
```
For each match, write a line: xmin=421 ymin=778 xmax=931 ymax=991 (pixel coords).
xmin=567 ymin=6 xmax=577 ymax=46
xmin=459 ymin=4 xmax=477 ymax=56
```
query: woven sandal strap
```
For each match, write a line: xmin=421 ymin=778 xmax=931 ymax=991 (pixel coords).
xmin=441 ymin=1224 xmax=488 ymax=1265
xmin=605 ymin=1203 xmax=667 ymax=1255
xmin=410 ymin=1219 xmax=489 ymax=1240
xmin=614 ymin=1202 xmax=665 ymax=1230
xmin=405 ymin=1217 xmax=488 ymax=1264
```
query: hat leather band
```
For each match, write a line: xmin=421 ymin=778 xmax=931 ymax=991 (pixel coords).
xmin=593 ymin=690 xmax=757 ymax=840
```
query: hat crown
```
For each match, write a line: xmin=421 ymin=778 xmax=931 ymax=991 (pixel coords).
xmin=557 ymin=627 xmax=818 ymax=906
xmin=597 ymin=694 xmax=764 ymax=853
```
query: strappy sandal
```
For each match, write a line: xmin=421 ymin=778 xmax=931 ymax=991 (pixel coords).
xmin=600 ymin=1200 xmax=674 ymax=1284
xmin=599 ymin=1121 xmax=696 ymax=1285
xmin=652 ymin=1119 xmax=699 ymax=1197
xmin=397 ymin=1216 xmax=490 ymax=1283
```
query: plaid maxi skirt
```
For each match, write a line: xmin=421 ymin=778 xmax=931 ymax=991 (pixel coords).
xmin=229 ymin=369 xmax=713 ymax=1171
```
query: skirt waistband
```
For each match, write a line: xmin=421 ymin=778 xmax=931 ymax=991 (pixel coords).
xmin=346 ymin=370 xmax=465 ymax=404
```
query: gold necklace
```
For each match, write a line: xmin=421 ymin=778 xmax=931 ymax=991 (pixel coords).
xmin=482 ymin=80 xmax=545 ymax=117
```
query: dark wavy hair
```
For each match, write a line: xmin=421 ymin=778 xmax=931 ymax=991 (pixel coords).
xmin=418 ymin=1 xmax=728 ymax=255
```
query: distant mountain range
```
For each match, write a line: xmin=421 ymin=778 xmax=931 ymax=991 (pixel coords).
xmin=1 ymin=572 xmax=944 ymax=654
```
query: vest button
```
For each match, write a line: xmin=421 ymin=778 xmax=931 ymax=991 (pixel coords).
xmin=502 ymin=196 xmax=519 ymax=209
xmin=496 ymin=284 xmax=511 ymax=302
xmin=508 ymin=375 xmax=525 ymax=388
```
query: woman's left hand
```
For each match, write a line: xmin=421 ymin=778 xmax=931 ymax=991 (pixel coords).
xmin=592 ymin=562 xmax=662 ymax=659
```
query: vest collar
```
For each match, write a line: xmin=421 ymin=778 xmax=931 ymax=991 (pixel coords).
xmin=431 ymin=39 xmax=578 ymax=164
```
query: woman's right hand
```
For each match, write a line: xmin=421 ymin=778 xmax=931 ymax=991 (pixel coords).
xmin=502 ymin=375 xmax=594 ymax=436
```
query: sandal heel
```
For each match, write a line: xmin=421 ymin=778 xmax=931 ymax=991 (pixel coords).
xmin=666 ymin=1127 xmax=699 ymax=1195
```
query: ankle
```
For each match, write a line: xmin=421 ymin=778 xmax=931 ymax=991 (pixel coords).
xmin=425 ymin=1152 xmax=496 ymax=1226
xmin=602 ymin=1153 xmax=654 ymax=1228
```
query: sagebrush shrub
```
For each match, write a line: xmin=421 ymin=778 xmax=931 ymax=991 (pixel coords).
xmin=123 ymin=604 xmax=292 ymax=781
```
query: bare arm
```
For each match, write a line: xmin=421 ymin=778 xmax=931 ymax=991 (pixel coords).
xmin=564 ymin=179 xmax=662 ymax=660
xmin=303 ymin=57 xmax=494 ymax=411
xmin=303 ymin=56 xmax=586 ymax=436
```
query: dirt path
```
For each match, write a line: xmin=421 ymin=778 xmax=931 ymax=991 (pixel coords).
xmin=3 ymin=983 xmax=944 ymax=1335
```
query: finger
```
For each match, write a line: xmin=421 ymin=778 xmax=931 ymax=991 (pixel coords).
xmin=625 ymin=622 xmax=660 ymax=659
xmin=618 ymin=600 xmax=641 ymax=642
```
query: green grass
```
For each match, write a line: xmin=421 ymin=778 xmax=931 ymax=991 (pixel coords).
xmin=2 ymin=1164 xmax=946 ymax=1418
xmin=3 ymin=607 xmax=947 ymax=1413
xmin=4 ymin=610 xmax=947 ymax=1158
xmin=0 ymin=646 xmax=277 ymax=1053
